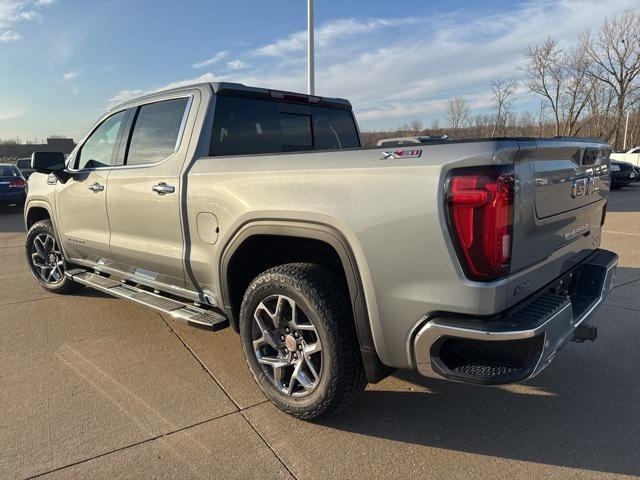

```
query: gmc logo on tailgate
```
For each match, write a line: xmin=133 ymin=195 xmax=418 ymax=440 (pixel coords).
xmin=571 ymin=176 xmax=598 ymax=198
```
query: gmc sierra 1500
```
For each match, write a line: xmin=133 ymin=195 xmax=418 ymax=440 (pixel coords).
xmin=25 ymin=82 xmax=618 ymax=419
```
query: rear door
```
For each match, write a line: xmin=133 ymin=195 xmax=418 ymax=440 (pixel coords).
xmin=106 ymin=92 xmax=196 ymax=288
xmin=56 ymin=109 xmax=129 ymax=261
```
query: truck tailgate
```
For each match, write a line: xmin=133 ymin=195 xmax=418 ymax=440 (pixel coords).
xmin=508 ymin=139 xmax=611 ymax=307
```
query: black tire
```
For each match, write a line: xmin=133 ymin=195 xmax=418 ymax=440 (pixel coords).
xmin=25 ymin=219 xmax=83 ymax=294
xmin=239 ymin=262 xmax=366 ymax=420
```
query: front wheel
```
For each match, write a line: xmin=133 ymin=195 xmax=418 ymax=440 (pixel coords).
xmin=239 ymin=263 xmax=366 ymax=420
xmin=25 ymin=219 xmax=83 ymax=294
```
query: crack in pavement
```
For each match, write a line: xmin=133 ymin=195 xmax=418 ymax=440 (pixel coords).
xmin=612 ymin=276 xmax=640 ymax=290
xmin=157 ymin=313 xmax=299 ymax=480
xmin=26 ymin=407 xmax=256 ymax=479
xmin=0 ymin=295 xmax=57 ymax=308
xmin=23 ymin=311 xmax=279 ymax=480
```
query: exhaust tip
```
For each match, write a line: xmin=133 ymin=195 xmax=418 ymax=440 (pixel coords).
xmin=572 ymin=324 xmax=598 ymax=342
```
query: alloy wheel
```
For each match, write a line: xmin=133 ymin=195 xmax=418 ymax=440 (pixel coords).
xmin=30 ymin=233 xmax=64 ymax=284
xmin=252 ymin=294 xmax=323 ymax=397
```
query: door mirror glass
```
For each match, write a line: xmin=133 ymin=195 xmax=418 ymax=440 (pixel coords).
xmin=31 ymin=152 xmax=66 ymax=173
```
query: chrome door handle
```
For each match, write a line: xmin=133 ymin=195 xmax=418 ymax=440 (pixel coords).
xmin=152 ymin=182 xmax=175 ymax=195
xmin=88 ymin=182 xmax=104 ymax=192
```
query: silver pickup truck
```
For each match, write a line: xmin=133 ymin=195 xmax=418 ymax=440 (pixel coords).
xmin=25 ymin=82 xmax=618 ymax=419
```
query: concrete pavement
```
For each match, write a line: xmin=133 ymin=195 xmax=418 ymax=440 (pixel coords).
xmin=1 ymin=185 xmax=639 ymax=479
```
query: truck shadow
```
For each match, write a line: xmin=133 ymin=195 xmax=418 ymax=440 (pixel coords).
xmin=326 ymin=268 xmax=640 ymax=477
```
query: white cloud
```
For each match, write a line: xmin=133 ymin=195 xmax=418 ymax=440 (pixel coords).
xmin=59 ymin=70 xmax=80 ymax=83
xmin=107 ymin=0 xmax=638 ymax=130
xmin=226 ymin=59 xmax=249 ymax=70
xmin=246 ymin=0 xmax=639 ymax=129
xmin=108 ymin=73 xmax=222 ymax=107
xmin=192 ymin=51 xmax=229 ymax=69
xmin=0 ymin=29 xmax=20 ymax=41
xmin=0 ymin=0 xmax=54 ymax=41
xmin=255 ymin=18 xmax=419 ymax=56
xmin=0 ymin=105 xmax=27 ymax=121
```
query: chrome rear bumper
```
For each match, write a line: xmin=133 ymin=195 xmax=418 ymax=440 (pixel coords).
xmin=412 ymin=249 xmax=618 ymax=385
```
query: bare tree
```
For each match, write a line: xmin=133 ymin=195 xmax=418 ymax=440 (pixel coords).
xmin=523 ymin=38 xmax=563 ymax=135
xmin=446 ymin=97 xmax=470 ymax=134
xmin=490 ymin=78 xmax=517 ymax=137
xmin=407 ymin=119 xmax=424 ymax=134
xmin=585 ymin=9 xmax=640 ymax=147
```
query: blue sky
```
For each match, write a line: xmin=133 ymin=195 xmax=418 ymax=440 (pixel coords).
xmin=0 ymin=0 xmax=636 ymax=141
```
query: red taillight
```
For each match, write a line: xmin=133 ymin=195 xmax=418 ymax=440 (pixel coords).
xmin=446 ymin=166 xmax=514 ymax=281
xmin=9 ymin=178 xmax=25 ymax=188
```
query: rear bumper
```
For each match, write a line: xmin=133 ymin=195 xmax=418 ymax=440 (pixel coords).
xmin=0 ymin=190 xmax=26 ymax=203
xmin=412 ymin=249 xmax=618 ymax=385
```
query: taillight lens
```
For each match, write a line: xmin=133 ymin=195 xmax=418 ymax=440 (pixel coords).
xmin=9 ymin=178 xmax=26 ymax=188
xmin=445 ymin=166 xmax=515 ymax=281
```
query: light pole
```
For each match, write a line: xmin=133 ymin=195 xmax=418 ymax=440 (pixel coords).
xmin=307 ymin=0 xmax=315 ymax=95
xmin=623 ymin=110 xmax=630 ymax=150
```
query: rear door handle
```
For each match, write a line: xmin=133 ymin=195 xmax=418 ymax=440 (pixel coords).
xmin=88 ymin=182 xmax=104 ymax=192
xmin=152 ymin=182 xmax=175 ymax=195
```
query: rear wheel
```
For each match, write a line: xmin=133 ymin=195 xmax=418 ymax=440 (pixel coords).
xmin=239 ymin=263 xmax=366 ymax=420
xmin=25 ymin=219 xmax=83 ymax=294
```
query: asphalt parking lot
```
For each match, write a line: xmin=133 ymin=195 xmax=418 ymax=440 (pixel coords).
xmin=1 ymin=185 xmax=639 ymax=480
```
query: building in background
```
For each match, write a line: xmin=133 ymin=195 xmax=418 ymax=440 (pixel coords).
xmin=0 ymin=138 xmax=76 ymax=161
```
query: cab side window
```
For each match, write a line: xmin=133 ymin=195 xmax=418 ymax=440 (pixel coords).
xmin=76 ymin=110 xmax=127 ymax=170
xmin=125 ymin=98 xmax=189 ymax=166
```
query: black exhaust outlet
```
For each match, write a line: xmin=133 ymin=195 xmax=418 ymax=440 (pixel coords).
xmin=573 ymin=324 xmax=598 ymax=342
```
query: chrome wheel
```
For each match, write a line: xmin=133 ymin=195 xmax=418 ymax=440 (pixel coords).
xmin=252 ymin=294 xmax=323 ymax=398
xmin=30 ymin=233 xmax=64 ymax=284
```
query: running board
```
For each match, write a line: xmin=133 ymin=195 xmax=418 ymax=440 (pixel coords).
xmin=67 ymin=270 xmax=228 ymax=331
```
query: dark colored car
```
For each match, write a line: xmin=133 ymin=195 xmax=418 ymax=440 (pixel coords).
xmin=0 ymin=163 xmax=27 ymax=207
xmin=610 ymin=160 xmax=637 ymax=189
xmin=16 ymin=158 xmax=35 ymax=179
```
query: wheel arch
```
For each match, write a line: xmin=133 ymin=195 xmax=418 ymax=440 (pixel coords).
xmin=25 ymin=202 xmax=53 ymax=229
xmin=219 ymin=220 xmax=393 ymax=383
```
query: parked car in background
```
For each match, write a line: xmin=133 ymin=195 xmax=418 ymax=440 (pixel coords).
xmin=610 ymin=160 xmax=637 ymax=189
xmin=16 ymin=158 xmax=35 ymax=179
xmin=376 ymin=135 xmax=452 ymax=148
xmin=610 ymin=146 xmax=640 ymax=167
xmin=0 ymin=163 xmax=27 ymax=206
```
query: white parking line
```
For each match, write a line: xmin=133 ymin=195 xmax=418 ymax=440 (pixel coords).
xmin=603 ymin=230 xmax=640 ymax=236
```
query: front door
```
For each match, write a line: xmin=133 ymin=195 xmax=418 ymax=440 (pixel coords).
xmin=106 ymin=95 xmax=194 ymax=288
xmin=56 ymin=110 xmax=128 ymax=262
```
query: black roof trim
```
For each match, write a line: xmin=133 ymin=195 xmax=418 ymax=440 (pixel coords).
xmin=211 ymin=82 xmax=352 ymax=111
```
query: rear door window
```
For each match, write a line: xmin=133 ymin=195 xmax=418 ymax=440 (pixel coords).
xmin=211 ymin=96 xmax=359 ymax=156
xmin=126 ymin=98 xmax=189 ymax=166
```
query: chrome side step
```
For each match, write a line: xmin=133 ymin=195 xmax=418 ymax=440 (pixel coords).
xmin=67 ymin=270 xmax=228 ymax=331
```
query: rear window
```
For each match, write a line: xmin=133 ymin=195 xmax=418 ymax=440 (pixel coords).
xmin=210 ymin=96 xmax=360 ymax=156
xmin=0 ymin=166 xmax=18 ymax=177
xmin=16 ymin=159 xmax=30 ymax=168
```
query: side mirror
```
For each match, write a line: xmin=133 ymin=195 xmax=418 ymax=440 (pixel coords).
xmin=31 ymin=152 xmax=70 ymax=182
